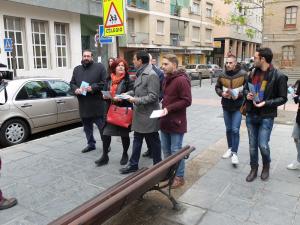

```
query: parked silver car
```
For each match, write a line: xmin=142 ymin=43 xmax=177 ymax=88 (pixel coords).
xmin=0 ymin=78 xmax=80 ymax=147
xmin=185 ymin=64 xmax=211 ymax=79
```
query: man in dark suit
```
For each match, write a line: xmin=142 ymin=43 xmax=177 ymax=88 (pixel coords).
xmin=70 ymin=50 xmax=106 ymax=153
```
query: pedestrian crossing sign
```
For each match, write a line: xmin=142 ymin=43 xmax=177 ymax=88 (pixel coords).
xmin=4 ymin=38 xmax=13 ymax=52
xmin=103 ymin=0 xmax=125 ymax=37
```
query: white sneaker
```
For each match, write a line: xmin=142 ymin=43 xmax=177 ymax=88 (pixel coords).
xmin=287 ymin=161 xmax=300 ymax=170
xmin=222 ymin=149 xmax=232 ymax=159
xmin=231 ymin=154 xmax=239 ymax=165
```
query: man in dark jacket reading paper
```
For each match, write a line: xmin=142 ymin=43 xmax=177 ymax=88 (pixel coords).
xmin=70 ymin=50 xmax=106 ymax=153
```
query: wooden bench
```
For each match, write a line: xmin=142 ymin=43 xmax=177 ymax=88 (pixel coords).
xmin=49 ymin=145 xmax=195 ymax=225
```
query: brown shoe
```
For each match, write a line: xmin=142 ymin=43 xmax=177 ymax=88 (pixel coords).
xmin=171 ymin=176 xmax=185 ymax=189
xmin=246 ymin=165 xmax=258 ymax=182
xmin=261 ymin=163 xmax=270 ymax=181
xmin=0 ymin=197 xmax=18 ymax=210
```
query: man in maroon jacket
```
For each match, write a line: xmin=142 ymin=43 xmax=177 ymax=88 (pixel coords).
xmin=160 ymin=54 xmax=192 ymax=188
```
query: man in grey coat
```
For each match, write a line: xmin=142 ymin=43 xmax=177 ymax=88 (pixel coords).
xmin=120 ymin=51 xmax=162 ymax=174
xmin=70 ymin=50 xmax=106 ymax=153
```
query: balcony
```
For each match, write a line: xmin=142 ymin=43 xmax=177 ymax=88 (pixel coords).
xmin=170 ymin=4 xmax=181 ymax=16
xmin=119 ymin=32 xmax=149 ymax=46
xmin=127 ymin=0 xmax=149 ymax=10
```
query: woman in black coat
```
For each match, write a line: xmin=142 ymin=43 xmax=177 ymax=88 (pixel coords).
xmin=95 ymin=58 xmax=133 ymax=166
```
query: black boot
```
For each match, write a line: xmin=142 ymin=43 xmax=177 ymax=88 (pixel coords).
xmin=95 ymin=154 xmax=109 ymax=166
xmin=261 ymin=163 xmax=270 ymax=181
xmin=246 ymin=165 xmax=258 ymax=182
xmin=95 ymin=147 xmax=109 ymax=166
xmin=120 ymin=152 xmax=128 ymax=165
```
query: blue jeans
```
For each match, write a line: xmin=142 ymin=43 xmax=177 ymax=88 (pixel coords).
xmin=223 ymin=110 xmax=242 ymax=153
xmin=81 ymin=117 xmax=104 ymax=148
xmin=160 ymin=132 xmax=184 ymax=177
xmin=246 ymin=115 xmax=274 ymax=166
xmin=129 ymin=132 xmax=162 ymax=167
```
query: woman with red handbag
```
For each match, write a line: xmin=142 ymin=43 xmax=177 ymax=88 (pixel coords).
xmin=95 ymin=58 xmax=133 ymax=166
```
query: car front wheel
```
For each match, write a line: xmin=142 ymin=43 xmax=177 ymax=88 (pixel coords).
xmin=0 ymin=119 xmax=29 ymax=147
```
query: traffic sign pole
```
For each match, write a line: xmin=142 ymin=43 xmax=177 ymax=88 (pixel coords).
xmin=12 ymin=41 xmax=17 ymax=78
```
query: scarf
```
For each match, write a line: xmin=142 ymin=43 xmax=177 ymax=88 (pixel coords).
xmin=252 ymin=70 xmax=268 ymax=102
xmin=110 ymin=73 xmax=125 ymax=97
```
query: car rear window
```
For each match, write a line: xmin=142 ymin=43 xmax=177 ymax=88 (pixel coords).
xmin=186 ymin=65 xmax=196 ymax=69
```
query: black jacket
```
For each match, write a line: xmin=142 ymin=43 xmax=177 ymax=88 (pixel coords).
xmin=243 ymin=66 xmax=288 ymax=118
xmin=70 ymin=61 xmax=107 ymax=118
xmin=215 ymin=64 xmax=248 ymax=111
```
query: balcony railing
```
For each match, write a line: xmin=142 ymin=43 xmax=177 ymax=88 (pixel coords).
xmin=170 ymin=4 xmax=181 ymax=16
xmin=119 ymin=32 xmax=149 ymax=46
xmin=127 ymin=0 xmax=149 ymax=10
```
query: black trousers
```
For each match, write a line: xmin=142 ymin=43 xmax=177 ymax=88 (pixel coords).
xmin=81 ymin=116 xmax=104 ymax=148
xmin=129 ymin=131 xmax=162 ymax=167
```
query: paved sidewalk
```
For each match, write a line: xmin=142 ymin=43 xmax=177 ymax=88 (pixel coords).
xmin=0 ymin=79 xmax=299 ymax=225
xmin=175 ymin=123 xmax=300 ymax=225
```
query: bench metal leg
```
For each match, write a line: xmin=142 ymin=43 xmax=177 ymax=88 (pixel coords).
xmin=150 ymin=186 xmax=180 ymax=210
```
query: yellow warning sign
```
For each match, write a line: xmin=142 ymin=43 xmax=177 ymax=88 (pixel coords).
xmin=103 ymin=0 xmax=125 ymax=37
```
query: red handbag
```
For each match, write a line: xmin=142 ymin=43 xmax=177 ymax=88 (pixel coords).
xmin=106 ymin=105 xmax=133 ymax=128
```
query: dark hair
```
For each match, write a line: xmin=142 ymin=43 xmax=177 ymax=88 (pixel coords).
xmin=110 ymin=58 xmax=129 ymax=76
xmin=227 ymin=54 xmax=237 ymax=60
xmin=294 ymin=80 xmax=300 ymax=96
xmin=135 ymin=51 xmax=149 ymax=64
xmin=257 ymin=48 xmax=273 ymax=64
xmin=163 ymin=54 xmax=178 ymax=67
xmin=82 ymin=49 xmax=93 ymax=57
xmin=108 ymin=57 xmax=115 ymax=64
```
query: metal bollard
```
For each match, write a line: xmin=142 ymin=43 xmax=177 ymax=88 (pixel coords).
xmin=199 ymin=73 xmax=202 ymax=87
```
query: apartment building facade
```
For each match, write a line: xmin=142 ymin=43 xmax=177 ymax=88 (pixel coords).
xmin=0 ymin=0 xmax=105 ymax=80
xmin=119 ymin=0 xmax=215 ymax=67
xmin=212 ymin=0 xmax=262 ymax=67
xmin=264 ymin=0 xmax=300 ymax=70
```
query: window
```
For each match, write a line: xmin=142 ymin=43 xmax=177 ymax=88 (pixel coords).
xmin=3 ymin=16 xmax=25 ymax=70
xmin=285 ymin=6 xmax=297 ymax=28
xmin=16 ymin=81 xmax=52 ymax=100
xmin=205 ymin=28 xmax=212 ymax=42
xmin=183 ymin=55 xmax=190 ymax=65
xmin=127 ymin=18 xmax=135 ymax=34
xmin=157 ymin=20 xmax=164 ymax=35
xmin=31 ymin=20 xmax=49 ymax=69
xmin=47 ymin=80 xmax=72 ymax=97
xmin=282 ymin=46 xmax=295 ymax=61
xmin=206 ymin=3 xmax=213 ymax=18
xmin=156 ymin=0 xmax=165 ymax=2
xmin=190 ymin=2 xmax=200 ymax=15
xmin=195 ymin=55 xmax=201 ymax=64
xmin=55 ymin=23 xmax=68 ymax=68
xmin=192 ymin=26 xmax=200 ymax=41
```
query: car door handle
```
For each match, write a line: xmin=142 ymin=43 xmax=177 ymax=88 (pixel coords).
xmin=21 ymin=103 xmax=32 ymax=108
xmin=56 ymin=100 xmax=65 ymax=104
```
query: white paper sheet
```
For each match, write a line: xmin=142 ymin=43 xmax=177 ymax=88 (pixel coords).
xmin=150 ymin=110 xmax=165 ymax=118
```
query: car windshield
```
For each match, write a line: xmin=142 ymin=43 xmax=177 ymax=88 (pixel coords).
xmin=186 ymin=65 xmax=196 ymax=69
